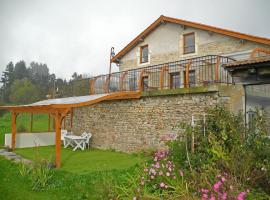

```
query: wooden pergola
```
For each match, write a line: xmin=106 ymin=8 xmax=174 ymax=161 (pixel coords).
xmin=0 ymin=91 xmax=141 ymax=168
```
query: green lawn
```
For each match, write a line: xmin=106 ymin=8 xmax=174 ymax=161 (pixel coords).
xmin=0 ymin=112 xmax=52 ymax=147
xmin=15 ymin=146 xmax=141 ymax=174
xmin=0 ymin=146 xmax=143 ymax=199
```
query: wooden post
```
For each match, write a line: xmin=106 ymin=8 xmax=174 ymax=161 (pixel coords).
xmin=138 ymin=69 xmax=145 ymax=91
xmin=215 ymin=56 xmax=221 ymax=82
xmin=185 ymin=63 xmax=190 ymax=88
xmin=48 ymin=114 xmax=51 ymax=132
xmin=103 ymin=76 xmax=110 ymax=93
xmin=55 ymin=112 xmax=62 ymax=168
xmin=160 ymin=66 xmax=165 ymax=90
xmin=89 ymin=78 xmax=96 ymax=95
xmin=119 ymin=71 xmax=128 ymax=91
xmin=11 ymin=111 xmax=17 ymax=150
xmin=30 ymin=113 xmax=33 ymax=133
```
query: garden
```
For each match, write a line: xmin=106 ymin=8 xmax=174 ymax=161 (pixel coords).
xmin=0 ymin=106 xmax=270 ymax=199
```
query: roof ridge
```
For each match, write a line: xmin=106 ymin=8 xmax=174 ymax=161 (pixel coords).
xmin=111 ymin=15 xmax=270 ymax=63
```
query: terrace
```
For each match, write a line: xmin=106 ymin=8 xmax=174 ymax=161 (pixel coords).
xmin=62 ymin=55 xmax=234 ymax=97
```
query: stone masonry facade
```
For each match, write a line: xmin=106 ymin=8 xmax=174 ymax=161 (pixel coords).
xmin=64 ymin=85 xmax=242 ymax=153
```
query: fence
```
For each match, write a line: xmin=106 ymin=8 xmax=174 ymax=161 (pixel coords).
xmin=61 ymin=55 xmax=234 ymax=97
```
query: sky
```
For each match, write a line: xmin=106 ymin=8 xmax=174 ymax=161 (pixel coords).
xmin=0 ymin=0 xmax=269 ymax=80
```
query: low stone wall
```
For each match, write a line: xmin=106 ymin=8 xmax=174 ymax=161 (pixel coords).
xmin=65 ymin=85 xmax=243 ymax=153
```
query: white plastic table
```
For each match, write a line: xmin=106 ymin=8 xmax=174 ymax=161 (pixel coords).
xmin=64 ymin=135 xmax=86 ymax=151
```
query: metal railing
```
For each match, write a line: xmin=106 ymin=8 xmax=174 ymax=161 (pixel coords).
xmin=60 ymin=55 xmax=234 ymax=97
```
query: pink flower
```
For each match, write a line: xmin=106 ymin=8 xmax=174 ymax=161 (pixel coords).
xmin=237 ymin=192 xmax=247 ymax=200
xmin=201 ymin=189 xmax=209 ymax=193
xmin=155 ymin=162 xmax=160 ymax=169
xmin=144 ymin=168 xmax=148 ymax=172
xmin=160 ymin=182 xmax=165 ymax=188
xmin=179 ymin=169 xmax=184 ymax=177
xmin=221 ymin=177 xmax=226 ymax=182
xmin=221 ymin=192 xmax=227 ymax=200
xmin=166 ymin=172 xmax=170 ymax=176
xmin=210 ymin=195 xmax=216 ymax=200
xmin=202 ymin=193 xmax=208 ymax=200
xmin=213 ymin=181 xmax=222 ymax=192
xmin=150 ymin=175 xmax=155 ymax=179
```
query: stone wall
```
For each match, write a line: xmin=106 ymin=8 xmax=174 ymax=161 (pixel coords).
xmin=64 ymin=85 xmax=243 ymax=153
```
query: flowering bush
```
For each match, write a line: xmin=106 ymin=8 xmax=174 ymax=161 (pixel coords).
xmin=141 ymin=150 xmax=183 ymax=191
xmin=200 ymin=174 xmax=250 ymax=200
xmin=114 ymin=107 xmax=270 ymax=199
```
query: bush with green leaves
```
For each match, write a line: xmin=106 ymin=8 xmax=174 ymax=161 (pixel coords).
xmin=171 ymin=106 xmax=270 ymax=198
xmin=19 ymin=148 xmax=54 ymax=191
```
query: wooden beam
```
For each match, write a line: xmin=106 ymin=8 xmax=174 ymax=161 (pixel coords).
xmin=215 ymin=56 xmax=221 ymax=82
xmin=160 ymin=65 xmax=168 ymax=90
xmin=119 ymin=71 xmax=128 ymax=91
xmin=30 ymin=113 xmax=33 ymax=133
xmin=250 ymin=47 xmax=270 ymax=58
xmin=54 ymin=112 xmax=61 ymax=168
xmin=138 ymin=69 xmax=146 ymax=91
xmin=103 ymin=76 xmax=110 ymax=93
xmin=89 ymin=78 xmax=96 ymax=95
xmin=11 ymin=111 xmax=17 ymax=150
xmin=185 ymin=61 xmax=191 ymax=88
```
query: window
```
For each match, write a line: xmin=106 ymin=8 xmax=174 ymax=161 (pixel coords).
xmin=142 ymin=76 xmax=149 ymax=91
xmin=183 ymin=33 xmax=195 ymax=54
xmin=170 ymin=72 xmax=180 ymax=89
xmin=184 ymin=70 xmax=196 ymax=87
xmin=140 ymin=45 xmax=149 ymax=63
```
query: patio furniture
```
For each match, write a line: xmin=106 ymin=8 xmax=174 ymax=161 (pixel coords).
xmin=61 ymin=130 xmax=68 ymax=146
xmin=83 ymin=133 xmax=92 ymax=149
xmin=64 ymin=135 xmax=87 ymax=151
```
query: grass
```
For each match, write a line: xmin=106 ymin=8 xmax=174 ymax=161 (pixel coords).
xmin=0 ymin=146 xmax=143 ymax=199
xmin=15 ymin=146 xmax=141 ymax=174
xmin=0 ymin=112 xmax=52 ymax=147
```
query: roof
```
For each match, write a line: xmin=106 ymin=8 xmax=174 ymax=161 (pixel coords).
xmin=224 ymin=56 xmax=270 ymax=68
xmin=111 ymin=15 xmax=270 ymax=63
xmin=0 ymin=91 xmax=141 ymax=112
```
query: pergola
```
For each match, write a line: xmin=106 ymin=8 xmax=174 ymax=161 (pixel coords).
xmin=0 ymin=91 xmax=141 ymax=168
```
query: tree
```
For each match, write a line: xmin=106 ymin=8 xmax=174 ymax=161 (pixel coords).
xmin=14 ymin=60 xmax=29 ymax=80
xmin=9 ymin=78 xmax=40 ymax=104
xmin=0 ymin=62 xmax=15 ymax=102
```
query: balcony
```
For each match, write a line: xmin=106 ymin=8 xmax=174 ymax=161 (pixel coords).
xmin=60 ymin=55 xmax=235 ymax=97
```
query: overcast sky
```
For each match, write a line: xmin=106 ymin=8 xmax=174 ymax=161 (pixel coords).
xmin=0 ymin=0 xmax=269 ymax=79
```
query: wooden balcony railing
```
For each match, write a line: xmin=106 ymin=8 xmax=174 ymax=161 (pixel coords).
xmin=59 ymin=55 xmax=235 ymax=97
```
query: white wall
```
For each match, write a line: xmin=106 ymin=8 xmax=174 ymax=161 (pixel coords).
xmin=5 ymin=132 xmax=55 ymax=148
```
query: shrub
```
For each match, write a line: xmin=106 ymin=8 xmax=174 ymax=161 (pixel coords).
xmin=19 ymin=147 xmax=54 ymax=191
xmin=17 ymin=124 xmax=27 ymax=133
xmin=30 ymin=158 xmax=53 ymax=191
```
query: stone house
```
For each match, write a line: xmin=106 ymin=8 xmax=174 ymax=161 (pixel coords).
xmin=66 ymin=15 xmax=270 ymax=152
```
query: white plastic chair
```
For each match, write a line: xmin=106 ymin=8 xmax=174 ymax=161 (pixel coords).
xmin=61 ymin=130 xmax=68 ymax=146
xmin=84 ymin=133 xmax=92 ymax=149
